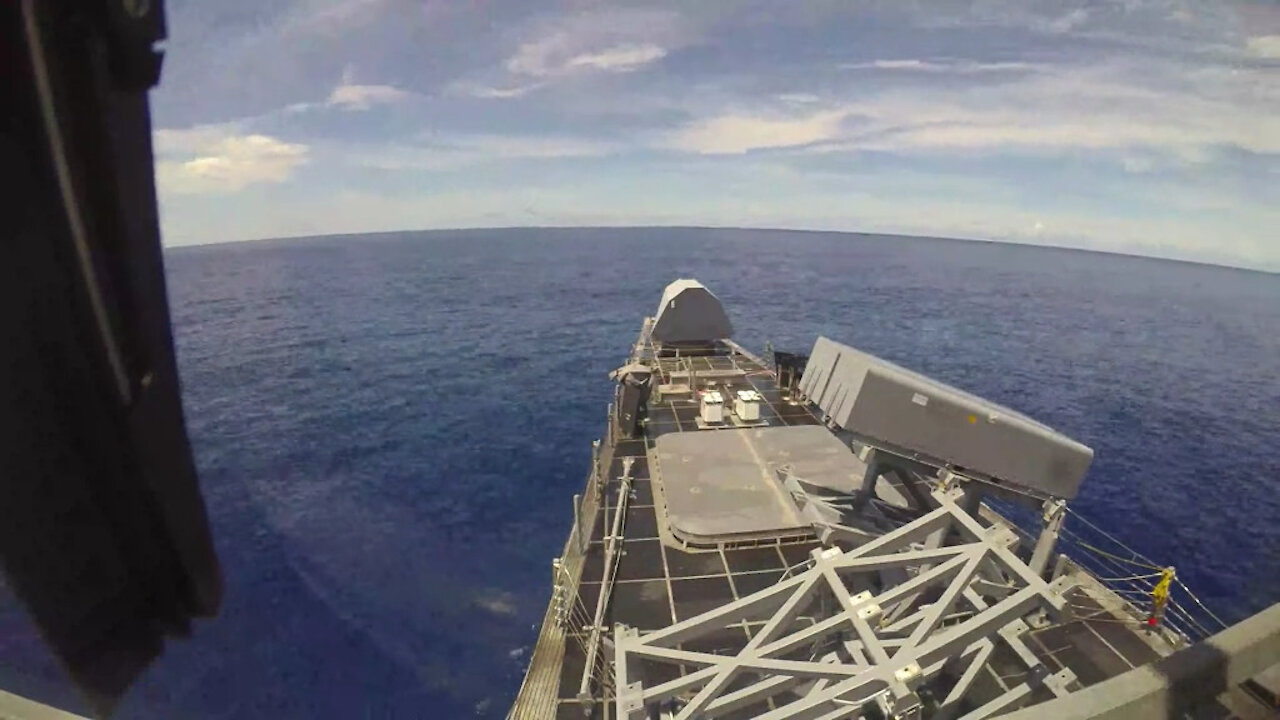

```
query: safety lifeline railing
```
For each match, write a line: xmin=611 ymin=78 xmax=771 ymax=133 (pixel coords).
xmin=997 ymin=602 xmax=1280 ymax=720
xmin=984 ymin=496 xmax=1228 ymax=644
xmin=510 ymin=436 xmax=608 ymax=720
xmin=576 ymin=456 xmax=636 ymax=704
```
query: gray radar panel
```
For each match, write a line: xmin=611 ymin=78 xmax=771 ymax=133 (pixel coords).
xmin=799 ymin=336 xmax=1093 ymax=498
xmin=650 ymin=279 xmax=734 ymax=343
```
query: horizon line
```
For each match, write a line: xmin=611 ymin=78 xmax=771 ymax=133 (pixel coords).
xmin=161 ymin=224 xmax=1278 ymax=276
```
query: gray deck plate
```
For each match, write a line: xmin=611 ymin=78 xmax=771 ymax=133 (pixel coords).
xmin=654 ymin=425 xmax=867 ymax=543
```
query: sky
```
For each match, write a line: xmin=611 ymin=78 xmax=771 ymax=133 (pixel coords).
xmin=152 ymin=0 xmax=1279 ymax=271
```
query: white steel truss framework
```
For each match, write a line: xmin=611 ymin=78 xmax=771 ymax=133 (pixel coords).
xmin=614 ymin=489 xmax=1080 ymax=720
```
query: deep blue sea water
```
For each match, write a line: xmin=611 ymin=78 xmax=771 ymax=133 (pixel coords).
xmin=2 ymin=228 xmax=1277 ymax=718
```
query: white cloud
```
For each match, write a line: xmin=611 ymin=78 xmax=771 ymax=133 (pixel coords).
xmin=501 ymin=8 xmax=681 ymax=79
xmin=505 ymin=36 xmax=563 ymax=76
xmin=352 ymin=134 xmax=619 ymax=170
xmin=460 ymin=82 xmax=545 ymax=99
xmin=508 ymin=40 xmax=668 ymax=77
xmin=909 ymin=2 xmax=1097 ymax=36
xmin=669 ymin=58 xmax=1280 ymax=160
xmin=326 ymin=83 xmax=411 ymax=110
xmin=860 ymin=59 xmax=930 ymax=70
xmin=1246 ymin=35 xmax=1280 ymax=59
xmin=663 ymin=111 xmax=850 ymax=154
xmin=840 ymin=59 xmax=1039 ymax=73
xmin=322 ymin=64 xmax=413 ymax=110
xmin=438 ymin=7 xmax=683 ymax=106
xmin=155 ymin=126 xmax=309 ymax=194
xmin=870 ymin=63 xmax=1280 ymax=156
xmin=565 ymin=44 xmax=667 ymax=72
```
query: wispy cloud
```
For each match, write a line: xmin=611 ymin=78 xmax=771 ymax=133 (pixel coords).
xmin=910 ymin=2 xmax=1093 ymax=36
xmin=325 ymin=65 xmax=411 ymax=110
xmin=667 ymin=57 xmax=1280 ymax=162
xmin=1246 ymin=35 xmax=1280 ymax=59
xmin=564 ymin=44 xmax=667 ymax=72
xmin=352 ymin=134 xmax=620 ymax=170
xmin=326 ymin=83 xmax=411 ymax=110
xmin=662 ymin=111 xmax=849 ymax=154
xmin=507 ymin=40 xmax=669 ymax=77
xmin=156 ymin=125 xmax=309 ymax=194
xmin=456 ymin=82 xmax=545 ymax=99
xmin=840 ymin=59 xmax=1039 ymax=73
xmin=500 ymin=7 xmax=681 ymax=79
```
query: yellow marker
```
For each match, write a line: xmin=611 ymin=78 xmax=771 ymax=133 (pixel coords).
xmin=1152 ymin=568 xmax=1174 ymax=605
xmin=967 ymin=414 xmax=977 ymax=424
xmin=1148 ymin=567 xmax=1175 ymax=626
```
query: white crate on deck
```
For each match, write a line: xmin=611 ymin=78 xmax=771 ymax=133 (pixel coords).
xmin=699 ymin=390 xmax=725 ymax=424
xmin=734 ymin=389 xmax=762 ymax=421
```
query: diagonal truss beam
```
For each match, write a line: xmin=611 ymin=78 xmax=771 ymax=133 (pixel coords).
xmin=746 ymin=585 xmax=1046 ymax=720
xmin=639 ymin=573 xmax=811 ymax=649
xmin=678 ymin=573 xmax=822 ymax=719
xmin=615 ymin=487 xmax=1075 ymax=719
xmin=628 ymin=644 xmax=871 ymax=679
xmin=901 ymin=546 xmax=988 ymax=652
xmin=935 ymin=638 xmax=994 ymax=720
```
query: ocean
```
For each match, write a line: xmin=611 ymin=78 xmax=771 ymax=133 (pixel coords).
xmin=2 ymin=228 xmax=1277 ymax=718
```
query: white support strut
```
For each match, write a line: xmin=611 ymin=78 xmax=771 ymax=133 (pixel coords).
xmin=614 ymin=487 xmax=1077 ymax=719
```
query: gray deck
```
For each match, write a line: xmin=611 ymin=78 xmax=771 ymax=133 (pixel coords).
xmin=654 ymin=426 xmax=867 ymax=544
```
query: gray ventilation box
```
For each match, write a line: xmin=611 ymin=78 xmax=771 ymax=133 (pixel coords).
xmin=799 ymin=336 xmax=1093 ymax=499
xmin=650 ymin=279 xmax=734 ymax=344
